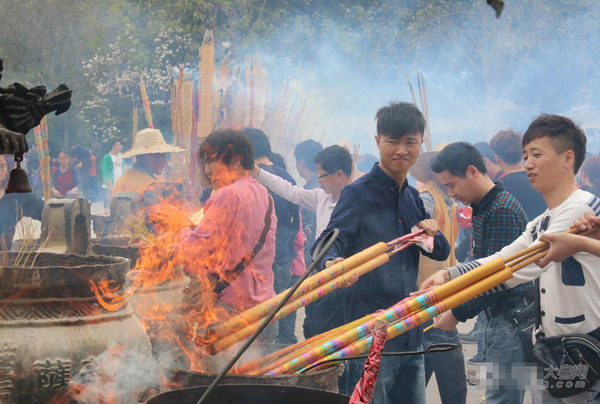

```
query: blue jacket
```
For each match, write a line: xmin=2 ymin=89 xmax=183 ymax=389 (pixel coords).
xmin=315 ymin=163 xmax=450 ymax=349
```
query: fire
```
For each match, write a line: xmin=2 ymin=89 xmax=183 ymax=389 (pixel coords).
xmin=88 ymin=164 xmax=262 ymax=371
xmin=90 ymin=279 xmax=126 ymax=312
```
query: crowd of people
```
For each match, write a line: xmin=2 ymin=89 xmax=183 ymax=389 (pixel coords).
xmin=3 ymin=101 xmax=600 ymax=403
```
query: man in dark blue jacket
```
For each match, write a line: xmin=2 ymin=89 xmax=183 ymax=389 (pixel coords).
xmin=315 ymin=102 xmax=450 ymax=403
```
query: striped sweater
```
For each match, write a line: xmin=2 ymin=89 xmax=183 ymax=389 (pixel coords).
xmin=448 ymin=189 xmax=600 ymax=337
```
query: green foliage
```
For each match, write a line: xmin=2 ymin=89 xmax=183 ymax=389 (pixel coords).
xmin=1 ymin=0 xmax=599 ymax=152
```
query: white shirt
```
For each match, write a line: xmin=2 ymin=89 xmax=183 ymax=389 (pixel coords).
xmin=256 ymin=169 xmax=337 ymax=240
xmin=449 ymin=189 xmax=600 ymax=337
xmin=111 ymin=153 xmax=123 ymax=182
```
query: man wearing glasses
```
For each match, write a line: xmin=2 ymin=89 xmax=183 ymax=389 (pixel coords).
xmin=252 ymin=144 xmax=354 ymax=338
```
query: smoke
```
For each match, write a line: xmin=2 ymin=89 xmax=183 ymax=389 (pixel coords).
xmin=238 ymin=1 xmax=600 ymax=155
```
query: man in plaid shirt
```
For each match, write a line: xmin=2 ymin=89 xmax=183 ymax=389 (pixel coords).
xmin=430 ymin=142 xmax=533 ymax=404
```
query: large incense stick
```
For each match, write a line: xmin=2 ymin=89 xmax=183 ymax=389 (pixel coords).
xmin=139 ymin=76 xmax=153 ymax=129
xmin=204 ymin=242 xmax=389 ymax=340
xmin=274 ymin=267 xmax=515 ymax=375
xmin=206 ymin=233 xmax=426 ymax=354
xmin=268 ymin=227 xmax=590 ymax=374
xmin=204 ymin=253 xmax=391 ymax=354
xmin=236 ymin=314 xmax=372 ymax=375
xmin=198 ymin=29 xmax=215 ymax=139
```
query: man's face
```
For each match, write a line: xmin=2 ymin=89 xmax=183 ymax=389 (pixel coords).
xmin=113 ymin=141 xmax=123 ymax=153
xmin=295 ymin=159 xmax=312 ymax=182
xmin=376 ymin=133 xmax=423 ymax=177
xmin=523 ymin=136 xmax=571 ymax=193
xmin=436 ymin=170 xmax=478 ymax=205
xmin=316 ymin=163 xmax=338 ymax=195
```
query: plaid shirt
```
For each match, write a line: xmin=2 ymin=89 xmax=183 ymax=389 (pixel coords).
xmin=452 ymin=183 xmax=534 ymax=321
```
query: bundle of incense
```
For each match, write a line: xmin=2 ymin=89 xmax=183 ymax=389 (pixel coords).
xmin=292 ymin=267 xmax=519 ymax=375
xmin=261 ymin=293 xmax=434 ymax=375
xmin=233 ymin=314 xmax=371 ymax=375
xmin=203 ymin=242 xmax=389 ymax=341
xmin=139 ymin=76 xmax=154 ymax=129
xmin=202 ymin=232 xmax=428 ymax=354
xmin=203 ymin=253 xmax=391 ymax=354
xmin=206 ymin=232 xmax=433 ymax=354
xmin=256 ymin=254 xmax=507 ymax=375
xmin=268 ymin=227 xmax=587 ymax=375
xmin=255 ymin=298 xmax=416 ymax=375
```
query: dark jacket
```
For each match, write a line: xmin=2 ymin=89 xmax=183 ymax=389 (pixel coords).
xmin=313 ymin=163 xmax=450 ymax=349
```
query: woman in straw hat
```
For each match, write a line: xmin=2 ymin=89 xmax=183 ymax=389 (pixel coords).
xmin=112 ymin=128 xmax=185 ymax=203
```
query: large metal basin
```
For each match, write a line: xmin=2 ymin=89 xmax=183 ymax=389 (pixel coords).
xmin=0 ymin=252 xmax=151 ymax=404
xmin=145 ymin=384 xmax=350 ymax=404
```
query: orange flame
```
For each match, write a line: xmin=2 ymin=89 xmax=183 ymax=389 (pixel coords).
xmin=88 ymin=163 xmax=271 ymax=375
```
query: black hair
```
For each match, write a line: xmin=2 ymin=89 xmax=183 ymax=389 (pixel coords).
xmin=431 ymin=142 xmax=487 ymax=177
xmin=313 ymin=145 xmax=353 ymax=177
xmin=473 ymin=142 xmax=495 ymax=161
xmin=270 ymin=153 xmax=287 ymax=170
xmin=375 ymin=101 xmax=426 ymax=139
xmin=294 ymin=140 xmax=323 ymax=171
xmin=489 ymin=129 xmax=523 ymax=164
xmin=523 ymin=114 xmax=586 ymax=174
xmin=243 ymin=127 xmax=272 ymax=159
xmin=198 ymin=129 xmax=254 ymax=170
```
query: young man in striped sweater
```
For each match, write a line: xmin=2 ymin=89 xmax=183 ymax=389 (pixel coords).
xmin=422 ymin=114 xmax=600 ymax=403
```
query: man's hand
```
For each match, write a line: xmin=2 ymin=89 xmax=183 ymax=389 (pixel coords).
xmin=325 ymin=257 xmax=358 ymax=288
xmin=433 ymin=310 xmax=459 ymax=331
xmin=537 ymin=212 xmax=600 ymax=267
xmin=572 ymin=212 xmax=600 ymax=241
xmin=412 ymin=269 xmax=450 ymax=295
xmin=325 ymin=257 xmax=344 ymax=268
xmin=418 ymin=219 xmax=439 ymax=237
xmin=537 ymin=232 xmax=581 ymax=267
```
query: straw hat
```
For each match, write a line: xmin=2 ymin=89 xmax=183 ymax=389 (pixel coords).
xmin=122 ymin=128 xmax=186 ymax=158
xmin=409 ymin=143 xmax=450 ymax=184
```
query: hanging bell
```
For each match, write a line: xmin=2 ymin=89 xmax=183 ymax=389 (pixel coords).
xmin=5 ymin=154 xmax=32 ymax=193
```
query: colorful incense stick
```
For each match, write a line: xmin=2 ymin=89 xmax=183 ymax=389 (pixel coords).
xmin=204 ymin=242 xmax=389 ymax=340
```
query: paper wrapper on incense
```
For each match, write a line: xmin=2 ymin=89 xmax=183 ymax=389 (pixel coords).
xmin=349 ymin=318 xmax=388 ymax=404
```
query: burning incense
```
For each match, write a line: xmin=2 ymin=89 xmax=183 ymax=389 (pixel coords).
xmin=132 ymin=106 xmax=139 ymax=142
xmin=139 ymin=76 xmax=153 ymax=129
xmin=198 ymin=29 xmax=215 ymax=139
xmin=204 ymin=230 xmax=428 ymax=353
xmin=350 ymin=144 xmax=360 ymax=182
xmin=33 ymin=117 xmax=51 ymax=201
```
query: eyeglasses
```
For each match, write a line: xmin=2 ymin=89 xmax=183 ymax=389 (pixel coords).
xmin=318 ymin=171 xmax=335 ymax=179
